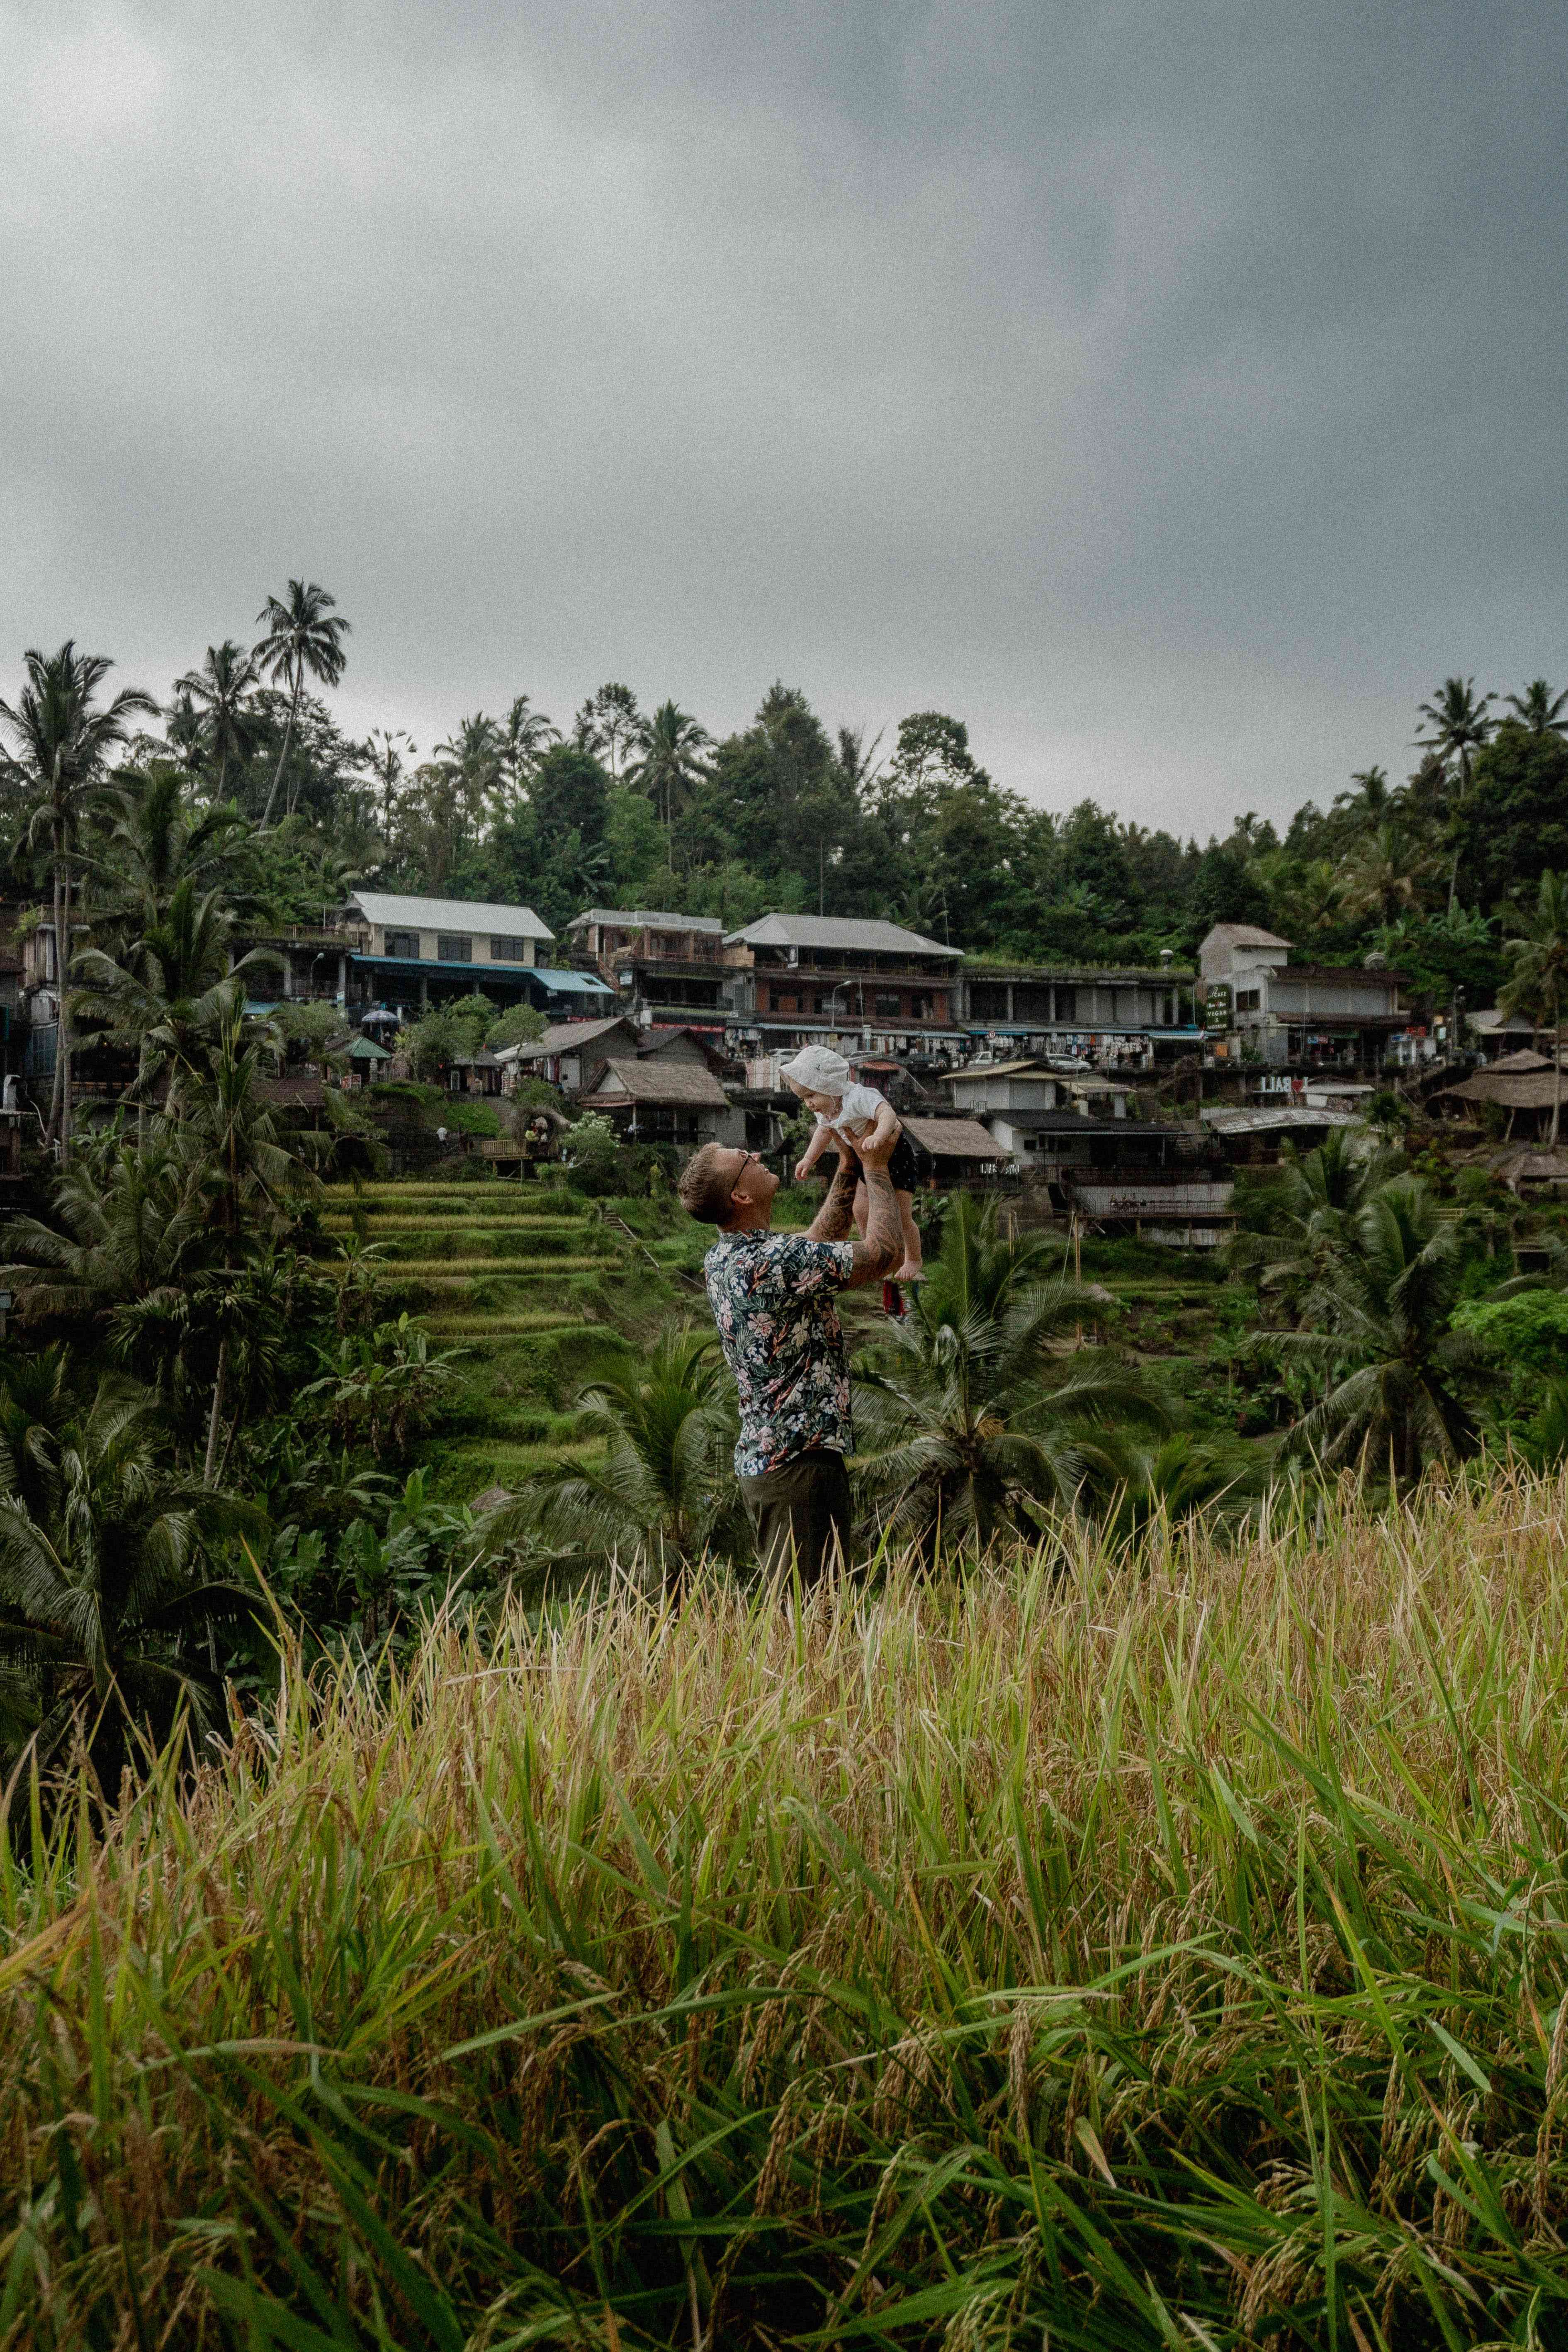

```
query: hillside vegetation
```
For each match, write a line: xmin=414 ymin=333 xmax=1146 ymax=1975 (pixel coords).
xmin=5 ymin=1471 xmax=1568 ymax=2348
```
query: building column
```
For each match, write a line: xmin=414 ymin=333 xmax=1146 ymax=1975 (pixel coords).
xmin=336 ymin=953 xmax=347 ymax=1008
xmin=419 ymin=975 xmax=429 ymax=1013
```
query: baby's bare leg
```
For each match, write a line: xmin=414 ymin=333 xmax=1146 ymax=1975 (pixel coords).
xmin=895 ymin=1189 xmax=923 ymax=1280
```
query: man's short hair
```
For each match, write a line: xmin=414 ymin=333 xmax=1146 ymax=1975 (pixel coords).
xmin=678 ymin=1141 xmax=738 ymax=1226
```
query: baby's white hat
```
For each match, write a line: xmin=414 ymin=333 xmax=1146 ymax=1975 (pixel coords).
xmin=780 ymin=1044 xmax=852 ymax=1094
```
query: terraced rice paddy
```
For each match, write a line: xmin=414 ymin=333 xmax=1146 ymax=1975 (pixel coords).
xmin=318 ymin=1178 xmax=654 ymax=1500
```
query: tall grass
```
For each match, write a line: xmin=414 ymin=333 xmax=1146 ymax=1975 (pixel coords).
xmin=5 ymin=1472 xmax=1568 ymax=2347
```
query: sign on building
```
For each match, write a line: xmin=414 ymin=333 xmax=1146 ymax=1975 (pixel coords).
xmin=1203 ymin=982 xmax=1232 ymax=1033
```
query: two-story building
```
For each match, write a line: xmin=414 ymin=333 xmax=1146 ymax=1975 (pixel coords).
xmin=1198 ymin=925 xmax=1406 ymax=1071
xmin=959 ymin=961 xmax=1200 ymax=1066
xmin=565 ymin=908 xmax=728 ymax=1036
xmin=267 ymin=889 xmax=616 ymax=1021
xmin=722 ymin=913 xmax=967 ymax=1058
xmin=943 ymin=1059 xmax=1133 ymax=1159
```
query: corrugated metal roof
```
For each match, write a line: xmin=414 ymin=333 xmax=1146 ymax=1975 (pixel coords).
xmin=567 ymin=907 xmax=724 ymax=935
xmin=1201 ymin=1105 xmax=1360 ymax=1133
xmin=947 ymin=1059 xmax=1048 ymax=1082
xmin=497 ymin=1014 xmax=636 ymax=1062
xmin=350 ymin=889 xmax=554 ymax=939
xmin=724 ymin=912 xmax=961 ymax=958
xmin=1200 ymin=924 xmax=1292 ymax=950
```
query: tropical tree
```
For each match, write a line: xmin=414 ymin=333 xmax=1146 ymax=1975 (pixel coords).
xmin=1336 ymin=821 xmax=1426 ymax=927
xmin=0 ymin=1376 xmax=262 ymax=1779
xmin=0 ymin=642 xmax=157 ymax=1158
xmin=1501 ymin=868 xmax=1568 ymax=1147
xmin=574 ymin=683 xmax=642 ymax=781
xmin=1504 ymin=680 xmax=1568 ymax=738
xmin=498 ymin=695 xmax=558 ymax=799
xmin=74 ymin=885 xmax=278 ymax=1123
xmin=88 ymin=765 xmax=253 ymax=937
xmin=476 ymin=1328 xmax=746 ymax=1589
xmin=1272 ymin=1176 xmax=1487 ymax=1487
xmin=1415 ymin=676 xmax=1496 ymax=911
xmin=253 ymin=580 xmax=350 ymax=826
xmin=1228 ymin=1130 xmax=1400 ymax=1328
xmin=627 ymin=701 xmax=712 ymax=855
xmin=365 ymin=727 xmax=414 ymax=845
xmin=853 ymin=1197 xmax=1167 ymax=1555
xmin=171 ymin=641 xmax=262 ymax=800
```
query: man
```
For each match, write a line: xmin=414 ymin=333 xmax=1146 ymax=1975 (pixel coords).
xmin=675 ymin=1130 xmax=904 ymax=1582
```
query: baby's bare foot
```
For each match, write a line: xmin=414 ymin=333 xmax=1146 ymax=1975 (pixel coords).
xmin=895 ymin=1260 xmax=924 ymax=1282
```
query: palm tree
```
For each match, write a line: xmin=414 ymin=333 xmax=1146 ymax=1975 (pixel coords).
xmin=434 ymin=712 xmax=503 ymax=831
xmin=497 ymin=696 xmax=558 ymax=800
xmin=627 ymin=701 xmax=712 ymax=854
xmin=0 ymin=643 xmax=157 ymax=1160
xmin=1272 ymin=1176 xmax=1486 ymax=1488
xmin=0 ymin=1377 xmax=261 ymax=1780
xmin=74 ymin=884 xmax=279 ymax=1123
xmin=1415 ymin=676 xmax=1496 ymax=912
xmin=1501 ymin=869 xmax=1568 ymax=1147
xmin=365 ymin=728 xmax=415 ymax=848
xmin=171 ymin=640 xmax=261 ymax=800
xmin=1336 ymin=821 xmax=1426 ymax=927
xmin=853 ymin=1197 xmax=1167 ymax=1555
xmin=253 ymin=581 xmax=350 ymax=827
xmin=88 ymin=766 xmax=253 ymax=939
xmin=476 ymin=1328 xmax=746 ymax=1589
xmin=1503 ymin=680 xmax=1568 ymax=738
xmin=1347 ymin=764 xmax=1391 ymax=820
xmin=1229 ymin=1131 xmax=1400 ymax=1328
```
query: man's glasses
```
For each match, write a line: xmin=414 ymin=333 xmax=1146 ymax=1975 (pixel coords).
xmin=729 ymin=1150 xmax=761 ymax=1198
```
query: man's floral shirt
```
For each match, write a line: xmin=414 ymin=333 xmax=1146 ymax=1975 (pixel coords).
xmin=704 ymin=1230 xmax=856 ymax=1477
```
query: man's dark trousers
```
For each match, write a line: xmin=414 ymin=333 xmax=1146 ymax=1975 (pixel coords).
xmin=740 ymin=1449 xmax=852 ymax=1584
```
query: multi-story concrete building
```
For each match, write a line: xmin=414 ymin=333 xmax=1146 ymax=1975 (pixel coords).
xmin=721 ymin=913 xmax=967 ymax=1058
xmin=1198 ymin=925 xmax=1406 ymax=1070
xmin=960 ymin=961 xmax=1200 ymax=1065
xmin=232 ymin=893 xmax=616 ymax=1025
xmin=565 ymin=908 xmax=728 ymax=1035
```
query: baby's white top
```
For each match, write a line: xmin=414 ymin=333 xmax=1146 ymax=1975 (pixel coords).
xmin=814 ymin=1081 xmax=887 ymax=1141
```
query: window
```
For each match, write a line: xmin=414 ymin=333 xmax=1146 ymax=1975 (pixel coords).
xmin=1236 ymin=987 xmax=1262 ymax=1012
xmin=909 ymin=993 xmax=931 ymax=1021
xmin=774 ymin=992 xmax=798 ymax=1014
xmin=384 ymin=930 xmax=420 ymax=960
xmin=437 ymin=934 xmax=472 ymax=963
xmin=875 ymin=992 xmax=901 ymax=1017
xmin=490 ymin=935 xmax=530 ymax=962
xmin=1055 ymin=987 xmax=1077 ymax=1022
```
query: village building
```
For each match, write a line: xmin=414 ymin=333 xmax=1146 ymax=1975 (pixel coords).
xmin=721 ymin=913 xmax=967 ymax=1059
xmin=1433 ymin=1051 xmax=1566 ymax=1143
xmin=1467 ymin=1006 xmax=1541 ymax=1060
xmin=960 ymin=960 xmax=1200 ymax=1065
xmin=565 ymin=909 xmax=728 ymax=1037
xmin=225 ymin=893 xmax=615 ymax=1029
xmin=1198 ymin=925 xmax=1406 ymax=1072
xmin=577 ymin=1055 xmax=744 ymax=1150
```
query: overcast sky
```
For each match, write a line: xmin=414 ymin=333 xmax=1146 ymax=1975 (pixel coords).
xmin=5 ymin=0 xmax=1565 ymax=840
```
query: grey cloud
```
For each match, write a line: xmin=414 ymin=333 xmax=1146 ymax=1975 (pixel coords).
xmin=2 ymin=0 xmax=1564 ymax=836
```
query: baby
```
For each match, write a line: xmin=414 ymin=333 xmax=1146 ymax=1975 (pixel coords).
xmin=782 ymin=1044 xmax=924 ymax=1282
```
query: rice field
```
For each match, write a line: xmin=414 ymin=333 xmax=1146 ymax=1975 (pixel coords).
xmin=5 ymin=1469 xmax=1568 ymax=2347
